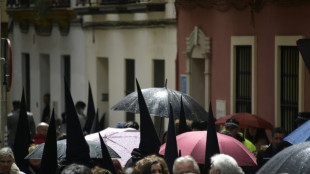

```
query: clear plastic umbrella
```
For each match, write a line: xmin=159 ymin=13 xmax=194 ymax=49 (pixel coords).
xmin=111 ymin=87 xmax=208 ymax=121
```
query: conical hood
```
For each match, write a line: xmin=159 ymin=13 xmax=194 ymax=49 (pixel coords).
xmin=90 ymin=109 xmax=100 ymax=134
xmin=136 ymin=79 xmax=161 ymax=154
xmin=84 ymin=82 xmax=96 ymax=134
xmin=13 ymin=89 xmax=32 ymax=173
xmin=99 ymin=113 xmax=105 ymax=130
xmin=204 ymin=102 xmax=220 ymax=172
xmin=40 ymin=109 xmax=57 ymax=174
xmin=98 ymin=133 xmax=118 ymax=174
xmin=178 ymin=96 xmax=189 ymax=135
xmin=297 ymin=39 xmax=310 ymax=72
xmin=65 ymin=79 xmax=90 ymax=164
xmin=164 ymin=104 xmax=178 ymax=173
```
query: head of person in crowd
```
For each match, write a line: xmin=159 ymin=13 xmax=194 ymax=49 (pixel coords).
xmin=209 ymin=154 xmax=244 ymax=174
xmin=123 ymin=167 xmax=141 ymax=174
xmin=0 ymin=147 xmax=19 ymax=174
xmin=224 ymin=119 xmax=240 ymax=137
xmin=246 ymin=127 xmax=269 ymax=151
xmin=91 ymin=166 xmax=112 ymax=174
xmin=112 ymin=158 xmax=123 ymax=174
xmin=172 ymin=155 xmax=200 ymax=174
xmin=191 ymin=121 xmax=208 ymax=131
xmin=140 ymin=158 xmax=163 ymax=174
xmin=135 ymin=155 xmax=169 ymax=174
xmin=12 ymin=101 xmax=21 ymax=112
xmin=75 ymin=101 xmax=86 ymax=116
xmin=36 ymin=122 xmax=49 ymax=137
xmin=32 ymin=122 xmax=49 ymax=144
xmin=61 ymin=163 xmax=92 ymax=174
xmin=123 ymin=121 xmax=140 ymax=130
xmin=295 ymin=112 xmax=310 ymax=127
xmin=43 ymin=93 xmax=50 ymax=106
xmin=271 ymin=127 xmax=287 ymax=151
xmin=28 ymin=144 xmax=41 ymax=172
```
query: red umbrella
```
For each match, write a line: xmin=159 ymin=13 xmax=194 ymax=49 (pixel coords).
xmin=215 ymin=113 xmax=273 ymax=130
xmin=159 ymin=131 xmax=257 ymax=166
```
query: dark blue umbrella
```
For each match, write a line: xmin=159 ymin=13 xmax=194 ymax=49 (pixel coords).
xmin=284 ymin=120 xmax=310 ymax=144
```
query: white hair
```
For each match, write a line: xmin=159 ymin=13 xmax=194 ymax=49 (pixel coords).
xmin=0 ymin=147 xmax=15 ymax=159
xmin=172 ymin=155 xmax=200 ymax=174
xmin=211 ymin=154 xmax=244 ymax=174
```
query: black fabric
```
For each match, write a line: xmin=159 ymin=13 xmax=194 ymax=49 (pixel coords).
xmin=136 ymin=79 xmax=161 ymax=154
xmin=41 ymin=105 xmax=50 ymax=123
xmin=90 ymin=110 xmax=100 ymax=134
xmin=13 ymin=90 xmax=32 ymax=174
xmin=178 ymin=96 xmax=190 ymax=135
xmin=164 ymin=104 xmax=178 ymax=173
xmin=64 ymin=78 xmax=90 ymax=164
xmin=39 ymin=109 xmax=57 ymax=174
xmin=204 ymin=102 xmax=220 ymax=172
xmin=98 ymin=133 xmax=118 ymax=174
xmin=125 ymin=148 xmax=148 ymax=168
xmin=84 ymin=83 xmax=96 ymax=134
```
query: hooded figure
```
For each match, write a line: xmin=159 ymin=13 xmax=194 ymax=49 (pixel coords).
xmin=12 ymin=90 xmax=32 ymax=174
xmin=164 ymin=104 xmax=178 ymax=173
xmin=178 ymin=96 xmax=190 ymax=135
xmin=204 ymin=102 xmax=220 ymax=172
xmin=125 ymin=79 xmax=161 ymax=167
xmin=84 ymin=82 xmax=96 ymax=135
xmin=90 ymin=109 xmax=101 ymax=134
xmin=64 ymin=79 xmax=90 ymax=165
xmin=98 ymin=133 xmax=118 ymax=174
xmin=39 ymin=109 xmax=57 ymax=174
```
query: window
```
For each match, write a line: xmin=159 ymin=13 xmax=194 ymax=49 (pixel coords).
xmin=22 ymin=53 xmax=30 ymax=110
xmin=235 ymin=46 xmax=252 ymax=113
xmin=153 ymin=59 xmax=165 ymax=136
xmin=275 ymin=36 xmax=304 ymax=129
xmin=280 ymin=46 xmax=299 ymax=132
xmin=230 ymin=36 xmax=256 ymax=114
xmin=125 ymin=59 xmax=135 ymax=121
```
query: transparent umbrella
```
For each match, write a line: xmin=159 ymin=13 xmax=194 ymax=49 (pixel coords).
xmin=111 ymin=87 xmax=208 ymax=121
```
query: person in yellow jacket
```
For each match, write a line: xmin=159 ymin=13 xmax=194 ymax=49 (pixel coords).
xmin=221 ymin=118 xmax=257 ymax=156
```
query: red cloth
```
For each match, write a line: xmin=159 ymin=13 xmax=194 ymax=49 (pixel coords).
xmin=32 ymin=134 xmax=46 ymax=144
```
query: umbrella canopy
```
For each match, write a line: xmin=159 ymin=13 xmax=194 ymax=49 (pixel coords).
xmin=85 ymin=127 xmax=140 ymax=166
xmin=159 ymin=131 xmax=257 ymax=166
xmin=215 ymin=113 xmax=273 ymax=130
xmin=111 ymin=87 xmax=208 ymax=121
xmin=284 ymin=120 xmax=310 ymax=144
xmin=297 ymin=38 xmax=310 ymax=72
xmin=25 ymin=139 xmax=120 ymax=160
xmin=256 ymin=141 xmax=310 ymax=174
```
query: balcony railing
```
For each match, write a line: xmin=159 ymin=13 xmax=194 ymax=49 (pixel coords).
xmin=7 ymin=0 xmax=70 ymax=8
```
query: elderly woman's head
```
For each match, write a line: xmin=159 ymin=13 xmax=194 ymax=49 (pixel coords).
xmin=0 ymin=147 xmax=15 ymax=174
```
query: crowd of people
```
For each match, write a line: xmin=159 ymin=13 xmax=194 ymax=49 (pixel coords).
xmin=2 ymin=86 xmax=309 ymax=174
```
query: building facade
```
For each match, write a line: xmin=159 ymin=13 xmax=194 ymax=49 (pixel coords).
xmin=175 ymin=0 xmax=310 ymax=132
xmin=7 ymin=0 xmax=176 ymax=129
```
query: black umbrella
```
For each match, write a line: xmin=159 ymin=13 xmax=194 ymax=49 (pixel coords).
xmin=25 ymin=139 xmax=120 ymax=159
xmin=297 ymin=38 xmax=310 ymax=72
xmin=111 ymin=87 xmax=208 ymax=121
xmin=256 ymin=141 xmax=310 ymax=174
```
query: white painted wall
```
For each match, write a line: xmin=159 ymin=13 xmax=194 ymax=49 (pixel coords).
xmin=85 ymin=27 xmax=176 ymax=129
xmin=9 ymin=23 xmax=86 ymax=126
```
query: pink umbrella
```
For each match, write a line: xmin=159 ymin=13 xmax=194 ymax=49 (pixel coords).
xmin=159 ymin=131 xmax=257 ymax=166
xmin=85 ymin=127 xmax=140 ymax=166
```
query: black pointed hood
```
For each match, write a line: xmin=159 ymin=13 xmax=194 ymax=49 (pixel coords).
xmin=13 ymin=89 xmax=32 ymax=173
xmin=99 ymin=113 xmax=105 ymax=130
xmin=40 ymin=109 xmax=57 ymax=174
xmin=204 ymin=102 xmax=220 ymax=172
xmin=65 ymin=79 xmax=90 ymax=164
xmin=98 ymin=133 xmax=118 ymax=174
xmin=90 ymin=109 xmax=100 ymax=134
xmin=178 ymin=96 xmax=189 ymax=135
xmin=84 ymin=82 xmax=96 ymax=134
xmin=164 ymin=104 xmax=178 ymax=173
xmin=136 ymin=79 xmax=161 ymax=154
xmin=297 ymin=39 xmax=310 ymax=72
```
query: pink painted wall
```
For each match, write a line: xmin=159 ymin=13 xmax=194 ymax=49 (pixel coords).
xmin=176 ymin=2 xmax=310 ymax=126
